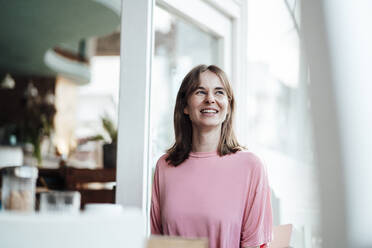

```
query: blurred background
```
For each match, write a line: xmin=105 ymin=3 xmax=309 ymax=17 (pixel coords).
xmin=0 ymin=0 xmax=121 ymax=169
xmin=0 ymin=0 xmax=121 ymax=209
xmin=1 ymin=0 xmax=371 ymax=247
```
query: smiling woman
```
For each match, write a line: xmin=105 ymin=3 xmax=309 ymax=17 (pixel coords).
xmin=167 ymin=65 xmax=241 ymax=166
xmin=150 ymin=65 xmax=273 ymax=248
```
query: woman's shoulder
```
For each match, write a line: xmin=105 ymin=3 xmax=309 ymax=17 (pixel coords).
xmin=155 ymin=153 xmax=172 ymax=169
xmin=230 ymin=149 xmax=261 ymax=160
xmin=231 ymin=151 xmax=268 ymax=185
xmin=229 ymin=150 xmax=265 ymax=170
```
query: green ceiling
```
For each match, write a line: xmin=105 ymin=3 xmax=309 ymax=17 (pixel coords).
xmin=0 ymin=0 xmax=120 ymax=76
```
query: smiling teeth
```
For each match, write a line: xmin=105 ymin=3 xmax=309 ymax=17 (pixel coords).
xmin=201 ymin=110 xmax=217 ymax=113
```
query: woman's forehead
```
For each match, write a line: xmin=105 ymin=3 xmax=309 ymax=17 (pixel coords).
xmin=197 ymin=70 xmax=224 ymax=88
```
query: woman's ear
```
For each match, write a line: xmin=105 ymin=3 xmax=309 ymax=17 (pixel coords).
xmin=184 ymin=106 xmax=189 ymax=115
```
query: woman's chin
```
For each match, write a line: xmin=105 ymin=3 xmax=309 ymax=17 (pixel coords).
xmin=194 ymin=122 xmax=222 ymax=130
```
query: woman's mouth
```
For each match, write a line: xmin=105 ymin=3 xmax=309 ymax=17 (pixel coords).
xmin=200 ymin=108 xmax=218 ymax=116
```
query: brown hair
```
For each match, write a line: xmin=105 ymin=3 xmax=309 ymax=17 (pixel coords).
xmin=166 ymin=64 xmax=244 ymax=166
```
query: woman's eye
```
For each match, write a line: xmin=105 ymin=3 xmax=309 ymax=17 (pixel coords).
xmin=216 ymin=90 xmax=225 ymax=95
xmin=196 ymin=91 xmax=206 ymax=95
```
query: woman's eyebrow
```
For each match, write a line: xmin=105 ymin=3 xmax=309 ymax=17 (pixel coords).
xmin=196 ymin=86 xmax=225 ymax=90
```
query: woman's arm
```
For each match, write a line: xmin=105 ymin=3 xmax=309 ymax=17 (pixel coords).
xmin=150 ymin=164 xmax=163 ymax=234
xmin=240 ymin=154 xmax=273 ymax=248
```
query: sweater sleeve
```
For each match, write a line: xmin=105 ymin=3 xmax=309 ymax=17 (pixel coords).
xmin=150 ymin=160 xmax=163 ymax=235
xmin=240 ymin=156 xmax=273 ymax=247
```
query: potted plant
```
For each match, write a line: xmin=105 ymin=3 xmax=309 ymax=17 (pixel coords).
xmin=88 ymin=116 xmax=117 ymax=169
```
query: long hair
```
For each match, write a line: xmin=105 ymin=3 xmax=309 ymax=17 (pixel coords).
xmin=165 ymin=65 xmax=244 ymax=166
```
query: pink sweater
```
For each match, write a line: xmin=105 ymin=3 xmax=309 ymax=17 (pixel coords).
xmin=150 ymin=151 xmax=273 ymax=248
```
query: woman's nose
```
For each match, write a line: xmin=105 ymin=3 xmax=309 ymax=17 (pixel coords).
xmin=205 ymin=93 xmax=215 ymax=103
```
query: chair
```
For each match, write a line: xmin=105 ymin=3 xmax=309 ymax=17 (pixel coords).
xmin=270 ymin=224 xmax=293 ymax=248
xmin=37 ymin=167 xmax=116 ymax=209
xmin=64 ymin=167 xmax=116 ymax=208
xmin=147 ymin=235 xmax=208 ymax=248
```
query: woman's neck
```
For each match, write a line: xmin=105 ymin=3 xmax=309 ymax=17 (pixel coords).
xmin=191 ymin=125 xmax=221 ymax=152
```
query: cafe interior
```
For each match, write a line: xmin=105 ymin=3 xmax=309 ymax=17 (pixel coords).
xmin=0 ymin=0 xmax=371 ymax=248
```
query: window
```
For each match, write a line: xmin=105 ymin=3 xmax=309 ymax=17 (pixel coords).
xmin=246 ymin=0 xmax=313 ymax=164
xmin=245 ymin=1 xmax=320 ymax=247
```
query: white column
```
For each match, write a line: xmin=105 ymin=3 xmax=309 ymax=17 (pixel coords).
xmin=302 ymin=0 xmax=372 ymax=247
xmin=116 ymin=0 xmax=154 ymax=216
xmin=322 ymin=1 xmax=372 ymax=246
xmin=301 ymin=1 xmax=348 ymax=247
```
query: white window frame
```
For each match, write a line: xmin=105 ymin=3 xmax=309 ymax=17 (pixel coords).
xmin=116 ymin=0 xmax=247 ymax=233
xmin=156 ymin=0 xmax=233 ymax=76
xmin=153 ymin=0 xmax=250 ymax=143
xmin=116 ymin=0 xmax=154 ymax=214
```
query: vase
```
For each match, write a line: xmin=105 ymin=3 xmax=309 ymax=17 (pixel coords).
xmin=103 ymin=143 xmax=117 ymax=169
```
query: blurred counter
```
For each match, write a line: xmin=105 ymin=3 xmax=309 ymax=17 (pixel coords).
xmin=0 ymin=208 xmax=145 ymax=248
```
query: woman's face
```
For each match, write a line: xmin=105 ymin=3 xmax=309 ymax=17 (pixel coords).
xmin=184 ymin=70 xmax=229 ymax=130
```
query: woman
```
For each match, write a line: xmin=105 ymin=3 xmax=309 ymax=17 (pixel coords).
xmin=151 ymin=65 xmax=272 ymax=248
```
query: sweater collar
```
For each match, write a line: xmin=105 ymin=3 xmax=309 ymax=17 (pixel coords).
xmin=189 ymin=151 xmax=219 ymax=158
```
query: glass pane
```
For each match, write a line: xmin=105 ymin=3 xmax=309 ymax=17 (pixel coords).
xmin=246 ymin=0 xmax=313 ymax=164
xmin=150 ymin=6 xmax=219 ymax=168
xmin=246 ymin=0 xmax=321 ymax=247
